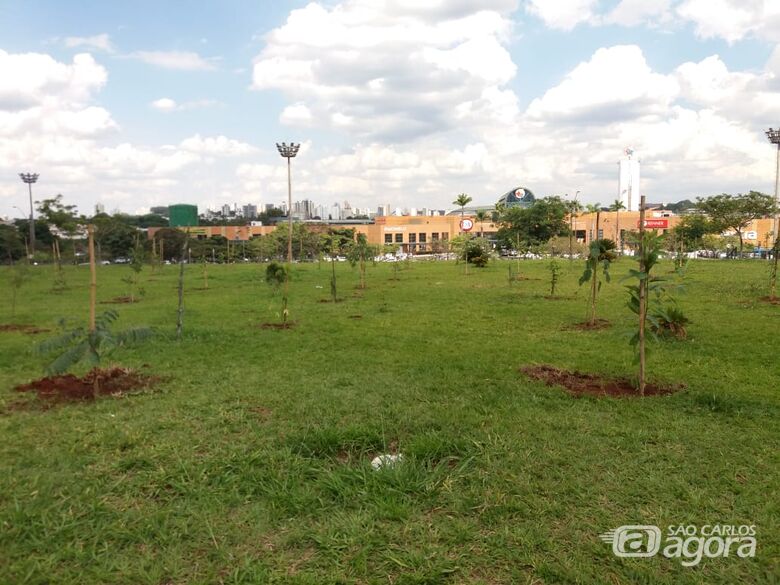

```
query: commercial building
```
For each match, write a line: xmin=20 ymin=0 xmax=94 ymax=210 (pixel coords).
xmin=169 ymin=204 xmax=198 ymax=227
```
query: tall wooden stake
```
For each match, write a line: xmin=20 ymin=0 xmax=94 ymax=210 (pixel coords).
xmin=638 ymin=196 xmax=647 ymax=396
xmin=88 ymin=224 xmax=97 ymax=331
xmin=176 ymin=238 xmax=186 ymax=340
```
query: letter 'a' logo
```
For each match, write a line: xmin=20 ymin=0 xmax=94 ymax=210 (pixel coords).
xmin=600 ymin=525 xmax=662 ymax=558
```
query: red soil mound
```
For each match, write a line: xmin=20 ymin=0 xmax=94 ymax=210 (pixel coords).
xmin=521 ymin=365 xmax=682 ymax=398
xmin=0 ymin=324 xmax=50 ymax=334
xmin=14 ymin=367 xmax=157 ymax=404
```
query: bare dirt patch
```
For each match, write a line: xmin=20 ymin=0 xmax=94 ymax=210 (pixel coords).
xmin=0 ymin=324 xmax=51 ymax=335
xmin=100 ymin=296 xmax=138 ymax=304
xmin=521 ymin=365 xmax=682 ymax=398
xmin=348 ymin=314 xmax=363 ymax=320
xmin=759 ymin=296 xmax=780 ymax=306
xmin=12 ymin=367 xmax=159 ymax=406
xmin=248 ymin=406 xmax=272 ymax=419
xmin=260 ymin=322 xmax=295 ymax=330
xmin=566 ymin=318 xmax=611 ymax=331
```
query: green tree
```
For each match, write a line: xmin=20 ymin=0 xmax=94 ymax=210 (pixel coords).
xmin=0 ymin=224 xmax=25 ymax=263
xmin=474 ymin=210 xmax=489 ymax=238
xmin=609 ymin=199 xmax=626 ymax=251
xmin=565 ymin=199 xmax=583 ymax=259
xmin=453 ymin=193 xmax=472 ymax=222
xmin=696 ymin=192 xmax=776 ymax=257
xmin=37 ymin=195 xmax=79 ymax=234
xmin=673 ymin=214 xmax=712 ymax=250
xmin=496 ymin=197 xmax=569 ymax=251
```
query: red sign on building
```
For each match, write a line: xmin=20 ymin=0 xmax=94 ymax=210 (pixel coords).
xmin=638 ymin=219 xmax=669 ymax=229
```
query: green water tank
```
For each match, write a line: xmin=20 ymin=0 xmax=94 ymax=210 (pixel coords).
xmin=169 ymin=204 xmax=198 ymax=227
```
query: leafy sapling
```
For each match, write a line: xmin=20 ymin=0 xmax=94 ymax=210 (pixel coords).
xmin=579 ymin=238 xmax=617 ymax=326
xmin=37 ymin=310 xmax=152 ymax=397
xmin=265 ymin=261 xmax=289 ymax=323
xmin=548 ymin=259 xmax=561 ymax=297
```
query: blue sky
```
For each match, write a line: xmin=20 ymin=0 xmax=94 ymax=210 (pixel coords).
xmin=0 ymin=0 xmax=778 ymax=217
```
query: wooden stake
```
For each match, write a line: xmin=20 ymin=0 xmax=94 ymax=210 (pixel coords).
xmin=176 ymin=238 xmax=186 ymax=340
xmin=88 ymin=224 xmax=96 ymax=332
xmin=638 ymin=196 xmax=647 ymax=396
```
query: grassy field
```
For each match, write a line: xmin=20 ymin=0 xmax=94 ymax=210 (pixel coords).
xmin=0 ymin=258 xmax=778 ymax=584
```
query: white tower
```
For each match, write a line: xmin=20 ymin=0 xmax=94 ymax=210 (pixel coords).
xmin=618 ymin=148 xmax=641 ymax=212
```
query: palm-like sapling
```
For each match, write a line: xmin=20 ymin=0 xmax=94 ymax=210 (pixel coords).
xmin=37 ymin=310 xmax=152 ymax=397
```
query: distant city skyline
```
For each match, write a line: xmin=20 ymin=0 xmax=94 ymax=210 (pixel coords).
xmin=1 ymin=1 xmax=778 ymax=218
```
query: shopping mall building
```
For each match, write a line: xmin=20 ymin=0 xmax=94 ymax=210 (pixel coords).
xmin=148 ymin=187 xmax=777 ymax=253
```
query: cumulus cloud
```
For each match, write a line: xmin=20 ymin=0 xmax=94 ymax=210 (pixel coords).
xmin=0 ymin=49 xmax=259 ymax=216
xmin=525 ymin=0 xmax=599 ymax=30
xmin=251 ymin=1 xmax=517 ymax=140
xmin=604 ymin=0 xmax=673 ymax=27
xmin=526 ymin=45 xmax=678 ymax=123
xmin=676 ymin=0 xmax=780 ymax=43
xmin=0 ymin=50 xmax=108 ymax=111
xmin=128 ymin=50 xmax=217 ymax=70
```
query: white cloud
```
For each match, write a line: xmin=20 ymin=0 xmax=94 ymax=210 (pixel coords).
xmin=0 ymin=49 xmax=258 ymax=216
xmin=280 ymin=102 xmax=313 ymax=125
xmin=128 ymin=50 xmax=217 ymax=70
xmin=604 ymin=0 xmax=673 ymax=27
xmin=179 ymin=134 xmax=258 ymax=157
xmin=525 ymin=0 xmax=599 ymax=30
xmin=675 ymin=0 xmax=780 ymax=43
xmin=526 ymin=45 xmax=679 ymax=123
xmin=151 ymin=97 xmax=177 ymax=111
xmin=251 ymin=2 xmax=517 ymax=140
xmin=63 ymin=33 xmax=114 ymax=52
xmin=0 ymin=51 xmax=107 ymax=111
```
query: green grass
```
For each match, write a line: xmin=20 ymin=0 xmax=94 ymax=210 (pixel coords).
xmin=0 ymin=258 xmax=778 ymax=584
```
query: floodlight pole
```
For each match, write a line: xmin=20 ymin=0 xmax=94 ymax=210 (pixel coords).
xmin=276 ymin=142 xmax=300 ymax=264
xmin=19 ymin=172 xmax=39 ymax=258
xmin=767 ymin=128 xmax=780 ymax=249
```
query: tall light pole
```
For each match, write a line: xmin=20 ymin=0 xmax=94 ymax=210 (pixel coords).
xmin=767 ymin=128 xmax=780 ymax=249
xmin=567 ymin=190 xmax=580 ymax=259
xmin=19 ymin=172 xmax=38 ymax=258
xmin=276 ymin=142 xmax=300 ymax=264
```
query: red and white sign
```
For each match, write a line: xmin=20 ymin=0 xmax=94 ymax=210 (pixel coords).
xmin=638 ymin=219 xmax=669 ymax=229
xmin=460 ymin=218 xmax=474 ymax=232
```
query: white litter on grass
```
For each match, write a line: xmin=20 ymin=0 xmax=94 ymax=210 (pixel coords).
xmin=315 ymin=285 xmax=323 ymax=289
xmin=371 ymin=453 xmax=404 ymax=470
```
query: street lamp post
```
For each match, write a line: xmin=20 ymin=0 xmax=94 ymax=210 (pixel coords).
xmin=568 ymin=190 xmax=580 ymax=260
xmin=767 ymin=128 xmax=780 ymax=248
xmin=276 ymin=142 xmax=300 ymax=264
xmin=19 ymin=172 xmax=39 ymax=258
